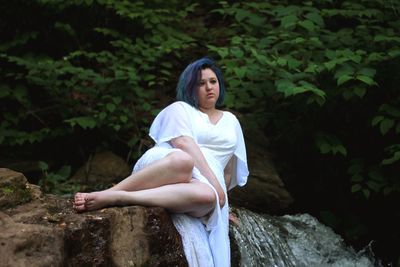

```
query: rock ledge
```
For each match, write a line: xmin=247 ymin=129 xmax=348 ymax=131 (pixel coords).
xmin=0 ymin=168 xmax=187 ymax=267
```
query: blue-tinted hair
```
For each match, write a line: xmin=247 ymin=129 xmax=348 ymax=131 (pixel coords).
xmin=176 ymin=57 xmax=225 ymax=108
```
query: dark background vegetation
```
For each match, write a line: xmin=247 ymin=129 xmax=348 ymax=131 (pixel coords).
xmin=1 ymin=0 xmax=399 ymax=265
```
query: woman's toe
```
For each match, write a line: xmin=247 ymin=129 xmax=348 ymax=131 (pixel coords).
xmin=73 ymin=203 xmax=86 ymax=212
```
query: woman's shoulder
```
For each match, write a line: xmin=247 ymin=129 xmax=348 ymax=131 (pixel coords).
xmin=166 ymin=101 xmax=195 ymax=111
xmin=157 ymin=101 xmax=197 ymax=118
xmin=222 ymin=110 xmax=239 ymax=122
xmin=221 ymin=110 xmax=244 ymax=131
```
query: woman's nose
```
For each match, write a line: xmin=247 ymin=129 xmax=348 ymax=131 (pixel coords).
xmin=206 ymin=82 xmax=212 ymax=90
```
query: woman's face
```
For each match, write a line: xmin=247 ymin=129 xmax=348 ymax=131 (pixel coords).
xmin=197 ymin=68 xmax=220 ymax=110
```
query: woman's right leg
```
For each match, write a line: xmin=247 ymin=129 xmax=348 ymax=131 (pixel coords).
xmin=111 ymin=150 xmax=194 ymax=191
xmin=74 ymin=150 xmax=194 ymax=209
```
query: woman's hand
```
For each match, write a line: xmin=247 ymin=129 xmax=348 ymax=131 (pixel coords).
xmin=229 ymin=211 xmax=240 ymax=226
xmin=212 ymin=179 xmax=226 ymax=207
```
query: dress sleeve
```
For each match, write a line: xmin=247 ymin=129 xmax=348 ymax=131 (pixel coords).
xmin=149 ymin=101 xmax=195 ymax=145
xmin=228 ymin=116 xmax=249 ymax=190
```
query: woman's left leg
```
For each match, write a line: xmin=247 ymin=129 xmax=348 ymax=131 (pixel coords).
xmin=74 ymin=180 xmax=216 ymax=217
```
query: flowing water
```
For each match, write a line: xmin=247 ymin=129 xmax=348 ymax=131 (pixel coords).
xmin=230 ymin=208 xmax=382 ymax=267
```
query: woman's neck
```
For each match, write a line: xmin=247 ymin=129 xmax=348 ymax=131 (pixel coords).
xmin=199 ymin=106 xmax=218 ymax=115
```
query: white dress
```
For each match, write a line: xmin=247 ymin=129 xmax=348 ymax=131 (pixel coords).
xmin=133 ymin=101 xmax=249 ymax=267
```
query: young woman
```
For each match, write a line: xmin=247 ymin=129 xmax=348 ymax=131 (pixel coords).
xmin=73 ymin=57 xmax=249 ymax=267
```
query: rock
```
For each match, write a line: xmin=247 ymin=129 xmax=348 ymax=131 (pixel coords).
xmin=229 ymin=127 xmax=293 ymax=213
xmin=70 ymin=151 xmax=131 ymax=188
xmin=0 ymin=169 xmax=187 ymax=267
xmin=0 ymin=212 xmax=65 ymax=267
xmin=0 ymin=168 xmax=32 ymax=209
xmin=106 ymin=207 xmax=186 ymax=266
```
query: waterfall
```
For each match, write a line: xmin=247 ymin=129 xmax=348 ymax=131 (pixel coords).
xmin=230 ymin=208 xmax=381 ymax=267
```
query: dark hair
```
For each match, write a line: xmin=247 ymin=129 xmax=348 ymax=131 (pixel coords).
xmin=176 ymin=57 xmax=225 ymax=108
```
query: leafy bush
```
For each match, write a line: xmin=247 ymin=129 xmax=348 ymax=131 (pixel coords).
xmin=0 ymin=0 xmax=197 ymax=159
xmin=208 ymin=0 xmax=400 ymax=199
xmin=38 ymin=161 xmax=79 ymax=195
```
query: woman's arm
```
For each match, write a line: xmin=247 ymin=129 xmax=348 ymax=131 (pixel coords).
xmin=171 ymin=136 xmax=226 ymax=207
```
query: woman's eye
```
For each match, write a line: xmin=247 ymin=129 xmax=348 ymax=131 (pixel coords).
xmin=210 ymin=80 xmax=217 ymax=84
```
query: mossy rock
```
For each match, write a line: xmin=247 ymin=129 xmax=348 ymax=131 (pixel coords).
xmin=0 ymin=168 xmax=32 ymax=209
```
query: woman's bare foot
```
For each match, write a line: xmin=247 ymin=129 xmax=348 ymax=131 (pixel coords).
xmin=73 ymin=191 xmax=125 ymax=212
xmin=73 ymin=192 xmax=87 ymax=211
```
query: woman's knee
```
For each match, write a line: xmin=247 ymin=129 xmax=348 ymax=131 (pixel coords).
xmin=168 ymin=151 xmax=194 ymax=177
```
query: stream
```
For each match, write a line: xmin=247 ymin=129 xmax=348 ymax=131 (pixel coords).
xmin=231 ymin=208 xmax=382 ymax=267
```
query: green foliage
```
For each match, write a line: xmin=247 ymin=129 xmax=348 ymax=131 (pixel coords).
xmin=207 ymin=0 xmax=400 ymax=199
xmin=0 ymin=0 xmax=398 ymax=201
xmin=382 ymin=145 xmax=400 ymax=165
xmin=315 ymin=132 xmax=347 ymax=156
xmin=372 ymin=104 xmax=400 ymax=136
xmin=348 ymin=159 xmax=388 ymax=199
xmin=0 ymin=0 xmax=196 ymax=157
xmin=2 ymin=187 xmax=14 ymax=194
xmin=38 ymin=161 xmax=79 ymax=195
